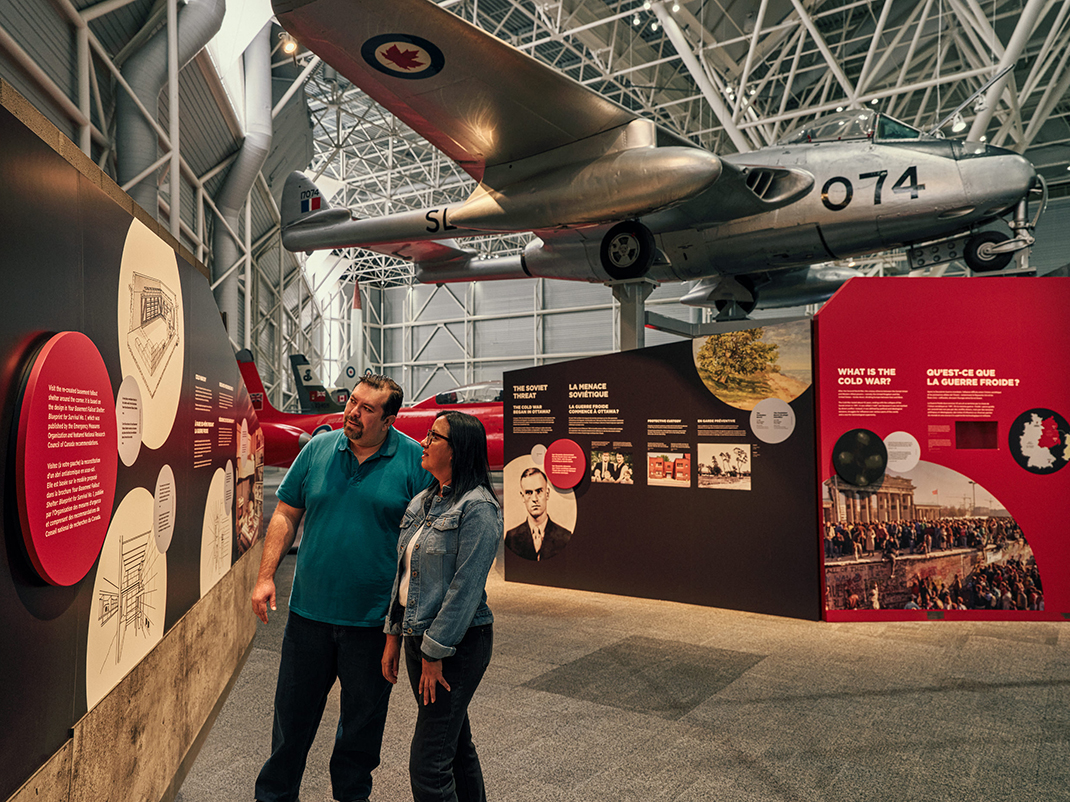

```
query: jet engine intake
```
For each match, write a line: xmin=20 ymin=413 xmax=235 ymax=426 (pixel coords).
xmin=741 ymin=165 xmax=814 ymax=204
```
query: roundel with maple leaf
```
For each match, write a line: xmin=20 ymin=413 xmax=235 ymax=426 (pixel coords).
xmin=361 ymin=34 xmax=445 ymax=80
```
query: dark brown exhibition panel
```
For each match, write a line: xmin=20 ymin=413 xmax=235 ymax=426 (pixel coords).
xmin=815 ymin=277 xmax=1069 ymax=621
xmin=0 ymin=100 xmax=262 ymax=801
xmin=503 ymin=322 xmax=822 ymax=620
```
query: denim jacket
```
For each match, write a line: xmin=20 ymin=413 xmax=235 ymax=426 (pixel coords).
xmin=384 ymin=484 xmax=502 ymax=660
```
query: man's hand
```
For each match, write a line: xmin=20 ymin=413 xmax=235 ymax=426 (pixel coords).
xmin=250 ymin=500 xmax=303 ymax=625
xmin=382 ymin=634 xmax=401 ymax=684
xmin=251 ymin=577 xmax=277 ymax=624
xmin=419 ymin=657 xmax=451 ymax=705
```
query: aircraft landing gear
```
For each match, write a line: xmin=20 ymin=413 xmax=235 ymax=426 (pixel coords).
xmin=907 ymin=175 xmax=1046 ymax=275
xmin=964 ymin=174 xmax=1048 ymax=273
xmin=600 ymin=221 xmax=655 ymax=280
xmin=964 ymin=231 xmax=1014 ymax=272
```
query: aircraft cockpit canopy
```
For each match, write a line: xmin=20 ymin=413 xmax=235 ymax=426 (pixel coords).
xmin=777 ymin=110 xmax=923 ymax=144
xmin=433 ymin=381 xmax=503 ymax=405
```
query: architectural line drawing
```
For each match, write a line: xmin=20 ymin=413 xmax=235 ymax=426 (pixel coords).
xmin=96 ymin=528 xmax=160 ymax=669
xmin=206 ymin=498 xmax=231 ymax=578
xmin=125 ymin=272 xmax=180 ymax=397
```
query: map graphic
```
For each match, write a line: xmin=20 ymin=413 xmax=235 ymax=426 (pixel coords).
xmin=1009 ymin=408 xmax=1069 ymax=474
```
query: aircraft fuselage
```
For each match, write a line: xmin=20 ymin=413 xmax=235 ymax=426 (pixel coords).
xmin=645 ymin=137 xmax=1035 ymax=281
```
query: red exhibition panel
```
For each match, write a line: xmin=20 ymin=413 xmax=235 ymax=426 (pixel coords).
xmin=815 ymin=278 xmax=1069 ymax=620
xmin=16 ymin=332 xmax=119 ymax=586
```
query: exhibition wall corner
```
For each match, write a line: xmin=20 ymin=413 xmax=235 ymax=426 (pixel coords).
xmin=0 ymin=81 xmax=264 ymax=802
xmin=500 ymin=277 xmax=1068 ymax=626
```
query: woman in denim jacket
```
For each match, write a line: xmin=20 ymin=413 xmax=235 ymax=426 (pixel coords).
xmin=382 ymin=410 xmax=502 ymax=802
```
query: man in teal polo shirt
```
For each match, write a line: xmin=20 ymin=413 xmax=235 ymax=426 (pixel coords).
xmin=252 ymin=374 xmax=428 ymax=802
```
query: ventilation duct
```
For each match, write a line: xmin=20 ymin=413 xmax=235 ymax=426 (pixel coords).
xmin=211 ymin=22 xmax=273 ymax=334
xmin=116 ymin=0 xmax=226 ymax=216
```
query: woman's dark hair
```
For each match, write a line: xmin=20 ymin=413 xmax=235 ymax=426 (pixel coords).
xmin=426 ymin=411 xmax=498 ymax=508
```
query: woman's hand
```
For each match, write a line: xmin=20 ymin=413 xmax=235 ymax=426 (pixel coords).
xmin=419 ymin=657 xmax=451 ymax=704
xmin=382 ymin=635 xmax=400 ymax=684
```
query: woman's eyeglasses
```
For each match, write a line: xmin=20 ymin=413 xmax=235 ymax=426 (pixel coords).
xmin=425 ymin=429 xmax=450 ymax=444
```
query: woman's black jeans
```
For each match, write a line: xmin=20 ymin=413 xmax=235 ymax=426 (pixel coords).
xmin=403 ymin=624 xmax=493 ymax=802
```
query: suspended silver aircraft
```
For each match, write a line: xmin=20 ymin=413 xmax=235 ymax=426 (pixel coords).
xmin=273 ymin=0 xmax=1044 ymax=313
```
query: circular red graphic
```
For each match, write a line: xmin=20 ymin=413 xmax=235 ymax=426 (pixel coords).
xmin=16 ymin=332 xmax=118 ymax=585
xmin=544 ymin=438 xmax=586 ymax=489
xmin=361 ymin=34 xmax=445 ymax=80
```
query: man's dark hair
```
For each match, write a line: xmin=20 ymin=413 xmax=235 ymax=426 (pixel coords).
xmin=519 ymin=466 xmax=547 ymax=483
xmin=356 ymin=373 xmax=404 ymax=417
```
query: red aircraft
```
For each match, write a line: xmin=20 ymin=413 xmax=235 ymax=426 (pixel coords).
xmin=237 ymin=350 xmax=504 ymax=469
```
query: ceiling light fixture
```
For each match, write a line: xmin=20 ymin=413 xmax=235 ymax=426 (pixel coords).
xmin=279 ymin=32 xmax=298 ymax=56
xmin=951 ymin=112 xmax=967 ymax=133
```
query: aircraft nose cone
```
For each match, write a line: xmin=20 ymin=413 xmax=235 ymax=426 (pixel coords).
xmin=961 ymin=149 xmax=1037 ymax=214
xmin=1002 ymin=151 xmax=1038 ymax=193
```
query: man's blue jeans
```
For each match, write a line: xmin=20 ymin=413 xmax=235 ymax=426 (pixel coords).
xmin=255 ymin=612 xmax=393 ymax=802
xmin=403 ymin=624 xmax=493 ymax=802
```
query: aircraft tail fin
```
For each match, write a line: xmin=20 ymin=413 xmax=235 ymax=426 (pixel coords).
xmin=290 ymin=354 xmax=348 ymax=414
xmin=236 ymin=349 xmax=282 ymax=419
xmin=281 ymin=171 xmax=353 ymax=233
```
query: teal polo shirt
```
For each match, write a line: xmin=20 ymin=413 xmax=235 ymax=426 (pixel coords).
xmin=277 ymin=427 xmax=429 ymax=626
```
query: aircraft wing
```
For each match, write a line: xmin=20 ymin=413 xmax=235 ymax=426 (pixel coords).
xmin=363 ymin=239 xmax=475 ymax=265
xmin=273 ymin=0 xmax=637 ymax=181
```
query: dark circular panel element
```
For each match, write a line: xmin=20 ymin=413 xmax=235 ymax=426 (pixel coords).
xmin=832 ymin=428 xmax=888 ymax=487
xmin=361 ymin=34 xmax=445 ymax=80
xmin=1008 ymin=408 xmax=1068 ymax=474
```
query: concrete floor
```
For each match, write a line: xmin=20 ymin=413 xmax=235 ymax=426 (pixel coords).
xmin=176 ymin=544 xmax=1070 ymax=802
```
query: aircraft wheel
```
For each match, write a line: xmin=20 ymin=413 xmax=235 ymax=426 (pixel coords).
xmin=964 ymin=231 xmax=1013 ymax=272
xmin=600 ymin=221 xmax=655 ymax=280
